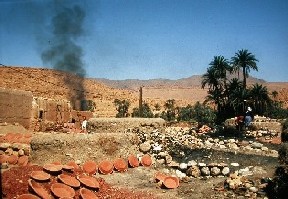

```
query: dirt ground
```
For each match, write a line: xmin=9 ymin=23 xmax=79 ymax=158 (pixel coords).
xmin=0 ymin=123 xmax=281 ymax=199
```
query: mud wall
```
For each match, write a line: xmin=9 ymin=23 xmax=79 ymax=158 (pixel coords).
xmin=0 ymin=88 xmax=33 ymax=129
xmin=30 ymin=133 xmax=140 ymax=165
xmin=88 ymin=118 xmax=166 ymax=134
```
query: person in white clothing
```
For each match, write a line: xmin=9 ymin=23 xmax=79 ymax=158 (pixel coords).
xmin=81 ymin=116 xmax=87 ymax=132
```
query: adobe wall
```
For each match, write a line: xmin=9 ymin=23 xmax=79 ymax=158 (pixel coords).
xmin=30 ymin=132 xmax=140 ymax=165
xmin=0 ymin=88 xmax=33 ymax=129
xmin=88 ymin=118 xmax=166 ymax=134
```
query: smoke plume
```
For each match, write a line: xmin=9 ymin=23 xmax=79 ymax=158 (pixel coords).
xmin=41 ymin=3 xmax=87 ymax=110
xmin=42 ymin=4 xmax=86 ymax=77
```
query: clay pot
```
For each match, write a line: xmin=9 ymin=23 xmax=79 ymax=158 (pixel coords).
xmin=66 ymin=161 xmax=80 ymax=171
xmin=52 ymin=161 xmax=62 ymax=165
xmin=78 ymin=175 xmax=100 ymax=189
xmin=114 ymin=158 xmax=128 ymax=172
xmin=140 ymin=154 xmax=152 ymax=167
xmin=7 ymin=154 xmax=18 ymax=165
xmin=30 ymin=171 xmax=51 ymax=181
xmin=155 ymin=172 xmax=167 ymax=182
xmin=58 ymin=174 xmax=80 ymax=188
xmin=18 ymin=155 xmax=29 ymax=166
xmin=82 ymin=160 xmax=97 ymax=175
xmin=28 ymin=179 xmax=52 ymax=199
xmin=98 ymin=160 xmax=114 ymax=174
xmin=128 ymin=154 xmax=139 ymax=168
xmin=163 ymin=176 xmax=180 ymax=189
xmin=62 ymin=164 xmax=74 ymax=171
xmin=50 ymin=183 xmax=75 ymax=198
xmin=0 ymin=154 xmax=9 ymax=164
xmin=16 ymin=193 xmax=40 ymax=199
xmin=80 ymin=188 xmax=99 ymax=199
xmin=43 ymin=164 xmax=63 ymax=173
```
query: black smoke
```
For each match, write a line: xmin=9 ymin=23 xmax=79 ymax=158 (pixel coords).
xmin=41 ymin=3 xmax=87 ymax=110
xmin=41 ymin=4 xmax=86 ymax=77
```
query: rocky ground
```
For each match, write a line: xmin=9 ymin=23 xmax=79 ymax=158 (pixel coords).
xmin=0 ymin=119 xmax=285 ymax=199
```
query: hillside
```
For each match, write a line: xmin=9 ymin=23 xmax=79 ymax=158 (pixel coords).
xmin=0 ymin=66 xmax=139 ymax=117
xmin=95 ymin=74 xmax=266 ymax=91
xmin=0 ymin=66 xmax=287 ymax=117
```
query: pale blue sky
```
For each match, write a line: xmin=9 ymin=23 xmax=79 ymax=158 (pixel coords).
xmin=0 ymin=0 xmax=288 ymax=81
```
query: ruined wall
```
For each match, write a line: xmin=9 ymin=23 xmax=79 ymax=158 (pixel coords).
xmin=225 ymin=116 xmax=283 ymax=133
xmin=31 ymin=97 xmax=72 ymax=131
xmin=70 ymin=110 xmax=93 ymax=129
xmin=0 ymin=88 xmax=33 ymax=129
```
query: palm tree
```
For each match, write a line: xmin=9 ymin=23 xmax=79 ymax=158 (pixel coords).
xmin=231 ymin=49 xmax=258 ymax=89
xmin=225 ymin=78 xmax=245 ymax=114
xmin=248 ymin=83 xmax=271 ymax=114
xmin=202 ymin=56 xmax=231 ymax=118
xmin=202 ymin=56 xmax=231 ymax=89
xmin=201 ymin=67 xmax=221 ymax=90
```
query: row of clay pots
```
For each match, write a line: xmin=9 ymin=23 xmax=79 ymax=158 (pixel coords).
xmin=0 ymin=154 xmax=29 ymax=168
xmin=154 ymin=172 xmax=180 ymax=189
xmin=58 ymin=154 xmax=153 ymax=175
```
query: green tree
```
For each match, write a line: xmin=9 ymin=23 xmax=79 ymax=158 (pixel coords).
xmin=231 ymin=49 xmax=258 ymax=89
xmin=248 ymin=83 xmax=271 ymax=115
xmin=225 ymin=78 xmax=246 ymax=115
xmin=132 ymin=102 xmax=154 ymax=118
xmin=161 ymin=99 xmax=176 ymax=121
xmin=201 ymin=56 xmax=230 ymax=114
xmin=113 ymin=99 xmax=130 ymax=118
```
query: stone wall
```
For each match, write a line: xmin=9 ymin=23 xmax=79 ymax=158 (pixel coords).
xmin=225 ymin=116 xmax=283 ymax=133
xmin=0 ymin=88 xmax=33 ymax=129
xmin=88 ymin=118 xmax=166 ymax=134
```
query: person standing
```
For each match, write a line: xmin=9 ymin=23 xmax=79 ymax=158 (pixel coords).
xmin=244 ymin=107 xmax=254 ymax=128
xmin=81 ymin=116 xmax=87 ymax=133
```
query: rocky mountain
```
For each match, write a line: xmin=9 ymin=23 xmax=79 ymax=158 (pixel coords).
xmin=0 ymin=66 xmax=287 ymax=117
xmin=94 ymin=74 xmax=266 ymax=90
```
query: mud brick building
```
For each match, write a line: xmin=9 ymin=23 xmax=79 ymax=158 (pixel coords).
xmin=0 ymin=88 xmax=92 ymax=131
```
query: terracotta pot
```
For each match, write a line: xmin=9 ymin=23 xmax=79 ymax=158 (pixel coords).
xmin=43 ymin=164 xmax=63 ymax=173
xmin=7 ymin=154 xmax=18 ymax=165
xmin=80 ymin=188 xmax=99 ymax=199
xmin=62 ymin=164 xmax=74 ymax=171
xmin=16 ymin=193 xmax=40 ymax=199
xmin=128 ymin=154 xmax=139 ymax=168
xmin=140 ymin=154 xmax=152 ymax=167
xmin=0 ymin=154 xmax=9 ymax=164
xmin=66 ymin=161 xmax=80 ymax=171
xmin=30 ymin=171 xmax=51 ymax=181
xmin=114 ymin=158 xmax=128 ymax=172
xmin=58 ymin=174 xmax=80 ymax=188
xmin=28 ymin=179 xmax=52 ymax=199
xmin=18 ymin=155 xmax=29 ymax=166
xmin=98 ymin=160 xmax=114 ymax=174
xmin=77 ymin=175 xmax=100 ymax=189
xmin=50 ymin=183 xmax=75 ymax=198
xmin=52 ymin=161 xmax=62 ymax=165
xmin=155 ymin=172 xmax=167 ymax=182
xmin=82 ymin=160 xmax=98 ymax=175
xmin=163 ymin=176 xmax=179 ymax=189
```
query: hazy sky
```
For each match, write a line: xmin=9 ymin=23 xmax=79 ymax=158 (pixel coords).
xmin=0 ymin=0 xmax=288 ymax=81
